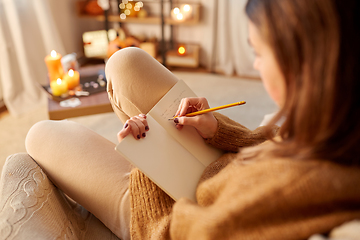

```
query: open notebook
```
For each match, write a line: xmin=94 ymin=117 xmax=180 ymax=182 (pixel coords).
xmin=115 ymin=80 xmax=222 ymax=202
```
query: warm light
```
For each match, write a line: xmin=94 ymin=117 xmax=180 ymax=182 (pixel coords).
xmin=68 ymin=69 xmax=74 ymax=77
xmin=51 ymin=50 xmax=57 ymax=58
xmin=123 ymin=0 xmax=128 ymax=4
xmin=57 ymin=78 xmax=62 ymax=84
xmin=177 ymin=13 xmax=183 ymax=20
xmin=134 ymin=6 xmax=140 ymax=11
xmin=178 ymin=46 xmax=186 ymax=55
xmin=119 ymin=3 xmax=125 ymax=9
xmin=173 ymin=7 xmax=180 ymax=15
xmin=120 ymin=13 xmax=126 ymax=19
xmin=124 ymin=9 xmax=131 ymax=15
xmin=126 ymin=3 xmax=132 ymax=9
xmin=183 ymin=4 xmax=191 ymax=12
xmin=136 ymin=1 xmax=143 ymax=7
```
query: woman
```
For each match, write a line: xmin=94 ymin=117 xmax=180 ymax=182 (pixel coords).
xmin=25 ymin=0 xmax=360 ymax=239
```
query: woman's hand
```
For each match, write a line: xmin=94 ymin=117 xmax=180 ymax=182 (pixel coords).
xmin=174 ymin=97 xmax=218 ymax=139
xmin=117 ymin=114 xmax=149 ymax=143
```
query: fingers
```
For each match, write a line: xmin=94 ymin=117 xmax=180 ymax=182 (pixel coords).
xmin=175 ymin=97 xmax=210 ymax=117
xmin=117 ymin=114 xmax=149 ymax=142
xmin=174 ymin=113 xmax=218 ymax=139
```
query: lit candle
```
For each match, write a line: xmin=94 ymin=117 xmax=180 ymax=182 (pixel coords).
xmin=63 ymin=69 xmax=80 ymax=90
xmin=178 ymin=45 xmax=186 ymax=56
xmin=45 ymin=50 xmax=64 ymax=82
xmin=50 ymin=78 xmax=68 ymax=96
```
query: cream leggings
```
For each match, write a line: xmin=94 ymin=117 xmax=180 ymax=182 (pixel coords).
xmin=25 ymin=48 xmax=179 ymax=240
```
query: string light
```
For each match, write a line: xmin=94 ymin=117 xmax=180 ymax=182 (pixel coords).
xmin=172 ymin=4 xmax=192 ymax=21
xmin=173 ymin=7 xmax=180 ymax=15
xmin=119 ymin=0 xmax=144 ymax=20
xmin=183 ymin=4 xmax=191 ymax=12
xmin=177 ymin=13 xmax=183 ymax=20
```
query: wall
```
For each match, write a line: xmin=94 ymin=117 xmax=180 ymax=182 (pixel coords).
xmin=48 ymin=0 xmax=216 ymax=69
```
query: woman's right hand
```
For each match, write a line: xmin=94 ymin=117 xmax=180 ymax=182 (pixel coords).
xmin=174 ymin=97 xmax=218 ymax=139
xmin=117 ymin=114 xmax=149 ymax=143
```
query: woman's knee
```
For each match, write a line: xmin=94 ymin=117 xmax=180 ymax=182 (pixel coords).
xmin=105 ymin=47 xmax=179 ymax=122
xmin=25 ymin=120 xmax=75 ymax=161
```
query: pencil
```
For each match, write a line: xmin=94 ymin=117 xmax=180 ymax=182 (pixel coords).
xmin=168 ymin=101 xmax=246 ymax=120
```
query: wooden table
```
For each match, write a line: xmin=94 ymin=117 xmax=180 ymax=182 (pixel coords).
xmin=48 ymin=91 xmax=113 ymax=120
xmin=47 ymin=64 xmax=113 ymax=120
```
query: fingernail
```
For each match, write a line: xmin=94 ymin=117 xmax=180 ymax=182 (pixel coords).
xmin=174 ymin=118 xmax=179 ymax=124
xmin=137 ymin=135 xmax=140 ymax=139
xmin=145 ymin=126 xmax=149 ymax=131
xmin=142 ymin=133 xmax=146 ymax=137
xmin=124 ymin=123 xmax=128 ymax=128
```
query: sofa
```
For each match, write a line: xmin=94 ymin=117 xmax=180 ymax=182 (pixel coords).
xmin=0 ymin=153 xmax=359 ymax=240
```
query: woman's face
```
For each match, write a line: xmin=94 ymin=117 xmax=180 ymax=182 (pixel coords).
xmin=248 ymin=21 xmax=286 ymax=107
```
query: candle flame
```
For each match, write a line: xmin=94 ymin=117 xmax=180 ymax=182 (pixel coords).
xmin=68 ymin=69 xmax=74 ymax=77
xmin=57 ymin=78 xmax=62 ymax=84
xmin=51 ymin=50 xmax=57 ymax=58
xmin=178 ymin=46 xmax=186 ymax=55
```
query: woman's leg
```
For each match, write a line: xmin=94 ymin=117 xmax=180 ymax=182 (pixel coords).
xmin=26 ymin=120 xmax=132 ymax=239
xmin=26 ymin=48 xmax=180 ymax=239
xmin=106 ymin=47 xmax=179 ymax=122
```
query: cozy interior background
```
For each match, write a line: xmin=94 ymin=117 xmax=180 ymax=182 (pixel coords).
xmin=0 ymin=0 xmax=277 ymax=173
xmin=0 ymin=0 xmax=257 ymax=117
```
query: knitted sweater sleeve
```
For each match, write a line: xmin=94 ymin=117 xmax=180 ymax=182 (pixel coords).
xmin=205 ymin=113 xmax=278 ymax=152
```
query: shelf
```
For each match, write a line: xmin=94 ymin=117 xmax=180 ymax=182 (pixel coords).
xmin=76 ymin=1 xmax=200 ymax=25
xmin=77 ymin=0 xmax=201 ymax=68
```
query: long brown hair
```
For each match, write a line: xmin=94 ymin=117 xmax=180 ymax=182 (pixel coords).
xmin=245 ymin=0 xmax=360 ymax=165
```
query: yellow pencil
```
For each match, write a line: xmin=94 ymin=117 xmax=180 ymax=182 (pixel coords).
xmin=168 ymin=101 xmax=246 ymax=120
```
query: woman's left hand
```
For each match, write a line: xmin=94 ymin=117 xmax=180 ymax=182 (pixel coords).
xmin=117 ymin=114 xmax=149 ymax=143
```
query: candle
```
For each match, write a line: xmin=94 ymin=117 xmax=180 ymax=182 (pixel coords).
xmin=178 ymin=45 xmax=186 ymax=56
xmin=45 ymin=50 xmax=64 ymax=82
xmin=50 ymin=78 xmax=68 ymax=96
xmin=63 ymin=69 xmax=80 ymax=90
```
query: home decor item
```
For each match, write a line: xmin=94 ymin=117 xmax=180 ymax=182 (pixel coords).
xmin=82 ymin=29 xmax=118 ymax=58
xmin=50 ymin=78 xmax=68 ymax=96
xmin=177 ymin=45 xmax=186 ymax=56
xmin=171 ymin=4 xmax=193 ymax=21
xmin=83 ymin=0 xmax=104 ymax=15
xmin=107 ymin=36 xmax=140 ymax=58
xmin=61 ymin=53 xmax=79 ymax=72
xmin=119 ymin=1 xmax=144 ymax=19
xmin=63 ymin=69 xmax=80 ymax=90
xmin=44 ymin=50 xmax=64 ymax=82
xmin=77 ymin=0 xmax=201 ymax=67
